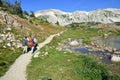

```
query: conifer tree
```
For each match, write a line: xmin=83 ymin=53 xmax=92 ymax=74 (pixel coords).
xmin=0 ymin=0 xmax=3 ymax=7
xmin=13 ymin=0 xmax=23 ymax=15
xmin=30 ymin=11 xmax=35 ymax=17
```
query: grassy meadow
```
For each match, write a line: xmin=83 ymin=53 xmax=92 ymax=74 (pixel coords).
xmin=27 ymin=27 xmax=120 ymax=80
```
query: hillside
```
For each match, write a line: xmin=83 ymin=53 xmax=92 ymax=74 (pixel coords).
xmin=0 ymin=9 xmax=63 ymax=77
xmin=35 ymin=8 xmax=120 ymax=26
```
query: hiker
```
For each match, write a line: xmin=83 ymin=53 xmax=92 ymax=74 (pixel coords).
xmin=22 ymin=37 xmax=28 ymax=53
xmin=28 ymin=38 xmax=34 ymax=53
xmin=32 ymin=37 xmax=38 ymax=53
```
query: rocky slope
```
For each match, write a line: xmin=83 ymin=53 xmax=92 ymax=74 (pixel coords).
xmin=0 ymin=9 xmax=63 ymax=52
xmin=35 ymin=8 xmax=120 ymax=26
xmin=0 ymin=10 xmax=44 ymax=50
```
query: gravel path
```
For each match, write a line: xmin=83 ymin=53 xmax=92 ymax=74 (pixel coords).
xmin=0 ymin=31 xmax=64 ymax=80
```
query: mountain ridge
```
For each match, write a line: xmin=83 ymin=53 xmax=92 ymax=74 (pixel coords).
xmin=35 ymin=8 xmax=120 ymax=26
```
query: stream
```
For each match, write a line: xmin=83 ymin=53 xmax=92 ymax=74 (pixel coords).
xmin=63 ymin=36 xmax=120 ymax=64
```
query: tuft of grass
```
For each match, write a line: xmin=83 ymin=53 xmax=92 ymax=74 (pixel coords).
xmin=82 ymin=38 xmax=92 ymax=44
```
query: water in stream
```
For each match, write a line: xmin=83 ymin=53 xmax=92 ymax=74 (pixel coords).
xmin=103 ymin=37 xmax=120 ymax=50
xmin=64 ymin=36 xmax=120 ymax=64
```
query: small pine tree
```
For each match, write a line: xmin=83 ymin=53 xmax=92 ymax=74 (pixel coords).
xmin=0 ymin=0 xmax=3 ymax=7
xmin=56 ymin=21 xmax=59 ymax=25
xmin=30 ymin=11 xmax=35 ymax=17
xmin=23 ymin=10 xmax=29 ymax=16
xmin=2 ymin=0 xmax=12 ymax=10
xmin=12 ymin=0 xmax=23 ymax=16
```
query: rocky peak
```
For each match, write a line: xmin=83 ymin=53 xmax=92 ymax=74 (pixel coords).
xmin=35 ymin=8 xmax=120 ymax=26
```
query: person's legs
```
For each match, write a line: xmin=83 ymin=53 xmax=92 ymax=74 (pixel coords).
xmin=23 ymin=46 xmax=28 ymax=53
xmin=32 ymin=46 xmax=37 ymax=53
xmin=32 ymin=44 xmax=38 ymax=53
xmin=23 ymin=46 xmax=26 ymax=53
xmin=25 ymin=46 xmax=28 ymax=53
xmin=30 ymin=46 xmax=34 ymax=53
xmin=27 ymin=47 xmax=31 ymax=52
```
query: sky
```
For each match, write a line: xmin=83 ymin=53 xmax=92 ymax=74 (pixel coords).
xmin=9 ymin=0 xmax=120 ymax=13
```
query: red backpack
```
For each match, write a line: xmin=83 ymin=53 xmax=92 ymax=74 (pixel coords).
xmin=29 ymin=38 xmax=34 ymax=47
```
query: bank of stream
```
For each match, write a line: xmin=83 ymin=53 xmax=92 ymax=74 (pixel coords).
xmin=62 ymin=35 xmax=120 ymax=64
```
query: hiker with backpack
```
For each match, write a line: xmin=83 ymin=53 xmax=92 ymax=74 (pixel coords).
xmin=22 ymin=37 xmax=28 ymax=53
xmin=28 ymin=36 xmax=38 ymax=53
xmin=32 ymin=37 xmax=38 ymax=53
xmin=28 ymin=38 xmax=34 ymax=53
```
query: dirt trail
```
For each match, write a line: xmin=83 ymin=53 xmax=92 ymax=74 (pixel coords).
xmin=0 ymin=31 xmax=64 ymax=80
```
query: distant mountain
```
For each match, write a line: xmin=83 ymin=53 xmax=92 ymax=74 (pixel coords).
xmin=35 ymin=8 xmax=120 ymax=26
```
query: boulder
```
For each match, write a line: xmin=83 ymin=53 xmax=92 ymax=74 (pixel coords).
xmin=7 ymin=43 xmax=11 ymax=47
xmin=34 ymin=52 xmax=40 ymax=58
xmin=0 ymin=39 xmax=3 ymax=43
xmin=114 ymin=51 xmax=120 ymax=55
xmin=70 ymin=40 xmax=79 ymax=46
xmin=111 ymin=55 xmax=120 ymax=62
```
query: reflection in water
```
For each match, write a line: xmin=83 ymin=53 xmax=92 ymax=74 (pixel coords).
xmin=69 ymin=47 xmax=113 ymax=55
xmin=104 ymin=37 xmax=120 ymax=49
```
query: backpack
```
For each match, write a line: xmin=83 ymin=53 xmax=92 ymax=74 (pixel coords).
xmin=29 ymin=38 xmax=34 ymax=47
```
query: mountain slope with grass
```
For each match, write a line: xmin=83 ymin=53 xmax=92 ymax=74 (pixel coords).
xmin=0 ymin=8 xmax=63 ymax=77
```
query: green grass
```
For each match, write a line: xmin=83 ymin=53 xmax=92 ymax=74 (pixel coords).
xmin=0 ymin=47 xmax=22 ymax=76
xmin=27 ymin=48 xmax=108 ymax=80
xmin=61 ymin=28 xmax=102 ymax=39
xmin=0 ymin=25 xmax=23 ymax=77
xmin=27 ymin=27 xmax=111 ymax=80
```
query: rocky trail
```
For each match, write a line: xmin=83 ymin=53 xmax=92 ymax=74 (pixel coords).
xmin=0 ymin=31 xmax=64 ymax=80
